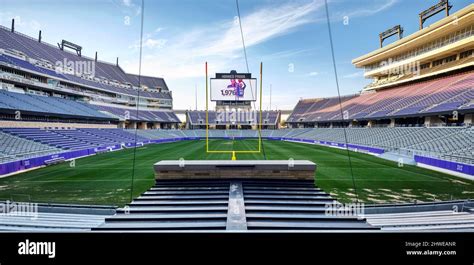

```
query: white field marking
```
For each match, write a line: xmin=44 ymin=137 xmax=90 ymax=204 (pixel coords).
xmin=421 ymin=192 xmax=438 ymax=197
xmin=366 ymin=193 xmax=383 ymax=198
xmin=450 ymin=179 xmax=471 ymax=185
xmin=400 ymin=193 xmax=419 ymax=198
xmin=384 ymin=194 xmax=404 ymax=200
xmin=367 ymin=198 xmax=388 ymax=204
xmin=342 ymin=192 xmax=357 ymax=197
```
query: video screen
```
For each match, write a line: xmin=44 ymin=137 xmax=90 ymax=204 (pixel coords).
xmin=210 ymin=78 xmax=258 ymax=101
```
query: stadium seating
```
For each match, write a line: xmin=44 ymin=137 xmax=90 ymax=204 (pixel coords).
xmin=287 ymin=71 xmax=474 ymax=123
xmin=0 ymin=131 xmax=61 ymax=163
xmin=0 ymin=26 xmax=170 ymax=99
xmin=186 ymin=110 xmax=280 ymax=125
xmin=90 ymin=104 xmax=180 ymax=123
xmin=0 ymin=127 xmax=472 ymax=170
xmin=131 ymin=127 xmax=472 ymax=163
xmin=0 ymin=127 xmax=145 ymax=152
xmin=0 ymin=89 xmax=179 ymax=123
xmin=133 ymin=129 xmax=186 ymax=139
xmin=280 ymin=127 xmax=474 ymax=164
xmin=288 ymin=96 xmax=357 ymax=123
xmin=0 ymin=25 xmax=180 ymax=127
xmin=95 ymin=128 xmax=149 ymax=143
xmin=0 ymin=89 xmax=111 ymax=119
xmin=0 ymin=202 xmax=115 ymax=231
xmin=1 ymin=128 xmax=104 ymax=150
xmin=0 ymin=53 xmax=171 ymax=101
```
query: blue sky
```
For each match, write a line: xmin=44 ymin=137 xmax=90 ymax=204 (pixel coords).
xmin=0 ymin=0 xmax=471 ymax=110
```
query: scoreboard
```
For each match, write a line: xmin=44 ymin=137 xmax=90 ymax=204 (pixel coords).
xmin=210 ymin=78 xmax=257 ymax=101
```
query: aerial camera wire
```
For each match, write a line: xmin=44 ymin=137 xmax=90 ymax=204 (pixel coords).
xmin=324 ymin=0 xmax=358 ymax=202
xmin=235 ymin=0 xmax=267 ymax=160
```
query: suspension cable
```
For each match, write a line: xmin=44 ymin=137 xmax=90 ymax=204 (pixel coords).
xmin=324 ymin=0 xmax=358 ymax=202
xmin=235 ymin=0 xmax=267 ymax=159
xmin=129 ymin=0 xmax=145 ymax=203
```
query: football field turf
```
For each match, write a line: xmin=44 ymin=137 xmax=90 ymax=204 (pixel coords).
xmin=0 ymin=139 xmax=472 ymax=206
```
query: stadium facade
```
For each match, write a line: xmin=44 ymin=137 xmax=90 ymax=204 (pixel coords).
xmin=186 ymin=110 xmax=281 ymax=130
xmin=287 ymin=4 xmax=473 ymax=128
xmin=0 ymin=21 xmax=180 ymax=130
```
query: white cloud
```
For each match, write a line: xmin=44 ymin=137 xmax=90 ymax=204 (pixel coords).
xmin=0 ymin=13 xmax=42 ymax=34
xmin=122 ymin=0 xmax=132 ymax=7
xmin=333 ymin=0 xmax=398 ymax=19
xmin=118 ymin=0 xmax=141 ymax=16
xmin=122 ymin=0 xmax=397 ymax=80
xmin=123 ymin=0 xmax=325 ymax=80
xmin=130 ymin=38 xmax=167 ymax=49
xmin=261 ymin=48 xmax=317 ymax=61
xmin=143 ymin=39 xmax=167 ymax=49
xmin=130 ymin=26 xmax=167 ymax=50
xmin=29 ymin=20 xmax=41 ymax=31
xmin=196 ymin=0 xmax=324 ymax=57
xmin=120 ymin=0 xmax=396 ymax=109
xmin=342 ymin=71 xmax=364 ymax=79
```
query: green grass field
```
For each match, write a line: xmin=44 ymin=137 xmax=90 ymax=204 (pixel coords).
xmin=0 ymin=139 xmax=472 ymax=206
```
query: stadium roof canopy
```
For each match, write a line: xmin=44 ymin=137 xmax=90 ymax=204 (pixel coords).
xmin=352 ymin=3 xmax=474 ymax=68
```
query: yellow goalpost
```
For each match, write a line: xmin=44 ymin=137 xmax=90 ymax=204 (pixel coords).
xmin=205 ymin=62 xmax=264 ymax=160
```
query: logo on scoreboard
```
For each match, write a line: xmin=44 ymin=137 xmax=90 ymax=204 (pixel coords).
xmin=221 ymin=79 xmax=246 ymax=98
xmin=210 ymin=78 xmax=256 ymax=101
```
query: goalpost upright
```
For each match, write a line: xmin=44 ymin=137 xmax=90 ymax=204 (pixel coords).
xmin=205 ymin=62 xmax=264 ymax=159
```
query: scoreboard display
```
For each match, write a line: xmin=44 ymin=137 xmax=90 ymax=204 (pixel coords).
xmin=210 ymin=78 xmax=257 ymax=101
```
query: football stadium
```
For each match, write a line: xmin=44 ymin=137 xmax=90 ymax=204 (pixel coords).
xmin=0 ymin=0 xmax=473 ymax=234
